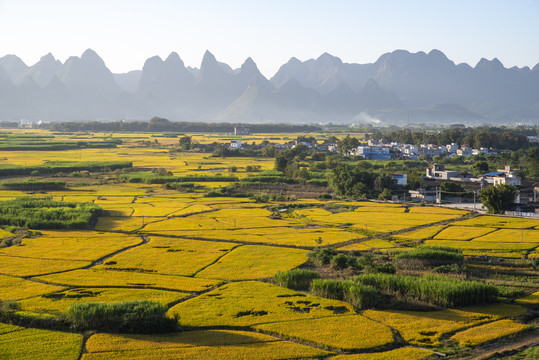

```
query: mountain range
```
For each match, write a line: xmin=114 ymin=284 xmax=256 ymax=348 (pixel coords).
xmin=1 ymin=49 xmax=538 ymax=125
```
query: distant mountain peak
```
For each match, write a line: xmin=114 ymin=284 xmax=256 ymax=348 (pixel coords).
xmin=240 ymin=57 xmax=259 ymax=74
xmin=81 ymin=48 xmax=100 ymax=60
xmin=202 ymin=50 xmax=217 ymax=64
xmin=476 ymin=57 xmax=505 ymax=71
xmin=166 ymin=52 xmax=184 ymax=66
xmin=317 ymin=52 xmax=343 ymax=65
xmin=40 ymin=52 xmax=56 ymax=62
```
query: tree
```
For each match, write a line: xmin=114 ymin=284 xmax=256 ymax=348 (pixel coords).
xmin=478 ymin=184 xmax=517 ymax=214
xmin=440 ymin=181 xmax=465 ymax=194
xmin=337 ymin=135 xmax=360 ymax=155
xmin=178 ymin=135 xmax=192 ymax=151
xmin=378 ymin=188 xmax=393 ymax=200
xmin=472 ymin=161 xmax=489 ymax=175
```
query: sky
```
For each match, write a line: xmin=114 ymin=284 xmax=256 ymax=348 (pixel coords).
xmin=0 ymin=0 xmax=538 ymax=77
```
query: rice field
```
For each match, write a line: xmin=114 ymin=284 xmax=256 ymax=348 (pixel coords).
xmin=454 ymin=216 xmax=539 ymax=229
xmin=34 ymin=269 xmax=221 ymax=292
xmin=433 ymin=226 xmax=497 ymax=240
xmin=0 ymin=255 xmax=91 ymax=277
xmin=195 ymin=245 xmax=308 ymax=280
xmin=392 ymin=225 xmax=447 ymax=241
xmin=0 ymin=274 xmax=65 ymax=300
xmin=169 ymin=281 xmax=355 ymax=327
xmin=83 ymin=331 xmax=330 ymax=359
xmin=93 ymin=237 xmax=238 ymax=276
xmin=0 ymin=326 xmax=83 ymax=360
xmin=450 ymin=319 xmax=531 ymax=346
xmin=20 ymin=287 xmax=189 ymax=314
xmin=0 ymin=130 xmax=537 ymax=359
xmin=515 ymin=291 xmax=539 ymax=308
xmin=304 ymin=210 xmax=462 ymax=233
xmin=424 ymin=240 xmax=539 ymax=252
xmin=472 ymin=229 xmax=539 ymax=243
xmin=0 ymin=231 xmax=142 ymax=261
xmin=254 ymin=314 xmax=394 ymax=351
xmin=362 ymin=303 xmax=526 ymax=346
xmin=331 ymin=347 xmax=433 ymax=360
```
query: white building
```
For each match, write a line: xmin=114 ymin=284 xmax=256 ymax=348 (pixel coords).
xmin=230 ymin=140 xmax=242 ymax=149
xmin=392 ymin=174 xmax=407 ymax=186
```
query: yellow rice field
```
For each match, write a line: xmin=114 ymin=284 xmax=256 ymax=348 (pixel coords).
xmin=20 ymin=287 xmax=188 ymax=314
xmin=195 ymin=245 xmax=308 ymax=280
xmin=34 ymin=269 xmax=221 ymax=292
xmin=254 ymin=314 xmax=394 ymax=351
xmin=433 ymin=226 xmax=497 ymax=240
xmin=472 ymin=229 xmax=539 ymax=243
xmin=0 ymin=232 xmax=142 ymax=261
xmin=94 ymin=237 xmax=238 ymax=276
xmin=83 ymin=335 xmax=330 ymax=360
xmin=169 ymin=281 xmax=355 ymax=327
xmin=450 ymin=319 xmax=531 ymax=346
xmin=0 ymin=274 xmax=65 ymax=300
xmin=455 ymin=216 xmax=539 ymax=229
xmin=0 ymin=255 xmax=91 ymax=277
xmin=0 ymin=326 xmax=83 ymax=360
xmin=331 ymin=346 xmax=433 ymax=360
xmin=362 ymin=303 xmax=526 ymax=346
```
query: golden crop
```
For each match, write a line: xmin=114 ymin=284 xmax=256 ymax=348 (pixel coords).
xmin=195 ymin=245 xmax=307 ymax=281
xmin=433 ymin=226 xmax=497 ymax=240
xmin=0 ymin=255 xmax=90 ymax=277
xmin=362 ymin=303 xmax=526 ymax=346
xmin=94 ymin=237 xmax=238 ymax=276
xmin=0 ymin=231 xmax=142 ymax=261
xmin=254 ymin=314 xmax=394 ymax=351
xmin=0 ymin=326 xmax=83 ymax=360
xmin=450 ymin=319 xmax=530 ymax=346
xmin=0 ymin=274 xmax=65 ymax=301
xmin=169 ymin=281 xmax=355 ymax=327
xmin=35 ymin=269 xmax=221 ymax=292
xmin=455 ymin=216 xmax=539 ymax=229
xmin=331 ymin=346 xmax=433 ymax=360
xmin=20 ymin=287 xmax=188 ymax=314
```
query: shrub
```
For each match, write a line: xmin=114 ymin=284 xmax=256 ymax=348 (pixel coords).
xmin=274 ymin=269 xmax=320 ymax=291
xmin=344 ymin=283 xmax=381 ymax=309
xmin=395 ymin=245 xmax=463 ymax=268
xmin=65 ymin=300 xmax=177 ymax=333
xmin=310 ymin=279 xmax=347 ymax=300
xmin=353 ymin=273 xmax=498 ymax=308
xmin=310 ymin=279 xmax=380 ymax=309
xmin=331 ymin=253 xmax=349 ymax=269
xmin=0 ymin=196 xmax=102 ymax=229
xmin=308 ymin=248 xmax=337 ymax=266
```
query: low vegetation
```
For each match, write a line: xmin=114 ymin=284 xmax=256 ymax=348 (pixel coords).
xmin=65 ymin=300 xmax=178 ymax=333
xmin=0 ymin=196 xmax=102 ymax=229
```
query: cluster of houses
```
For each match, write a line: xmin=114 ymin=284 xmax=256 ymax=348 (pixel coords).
xmin=229 ymin=136 xmax=504 ymax=162
xmin=425 ymin=164 xmax=521 ymax=186
xmin=352 ymin=140 xmax=500 ymax=160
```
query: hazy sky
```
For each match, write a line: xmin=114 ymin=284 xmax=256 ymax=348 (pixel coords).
xmin=0 ymin=0 xmax=538 ymax=76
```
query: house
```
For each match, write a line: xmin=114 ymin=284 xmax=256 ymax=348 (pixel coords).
xmin=456 ymin=146 xmax=473 ymax=156
xmin=354 ymin=146 xmax=392 ymax=160
xmin=446 ymin=143 xmax=458 ymax=153
xmin=233 ymin=127 xmax=250 ymax=135
xmin=492 ymin=173 xmax=521 ymax=186
xmin=409 ymin=186 xmax=437 ymax=202
xmin=425 ymin=164 xmax=459 ymax=180
xmin=483 ymin=166 xmax=521 ymax=186
xmin=230 ymin=140 xmax=242 ymax=149
xmin=392 ymin=174 xmax=407 ymax=186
